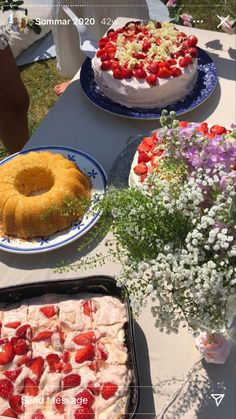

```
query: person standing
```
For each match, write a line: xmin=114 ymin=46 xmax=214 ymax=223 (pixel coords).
xmin=0 ymin=30 xmax=29 ymax=153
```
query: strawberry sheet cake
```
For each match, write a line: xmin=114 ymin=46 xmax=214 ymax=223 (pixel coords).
xmin=0 ymin=294 xmax=130 ymax=418
xmin=92 ymin=21 xmax=198 ymax=109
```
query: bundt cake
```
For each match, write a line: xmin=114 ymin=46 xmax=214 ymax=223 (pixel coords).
xmin=0 ymin=151 xmax=91 ymax=239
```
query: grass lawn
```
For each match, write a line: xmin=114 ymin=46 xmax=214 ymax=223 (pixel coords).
xmin=0 ymin=0 xmax=235 ymax=158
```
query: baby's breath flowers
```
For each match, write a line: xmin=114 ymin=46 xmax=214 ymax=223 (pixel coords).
xmin=61 ymin=112 xmax=236 ymax=334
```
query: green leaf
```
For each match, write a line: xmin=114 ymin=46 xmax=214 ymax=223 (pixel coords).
xmin=31 ymin=20 xmax=41 ymax=35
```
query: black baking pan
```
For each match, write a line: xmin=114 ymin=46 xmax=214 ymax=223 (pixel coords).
xmin=0 ymin=275 xmax=139 ymax=418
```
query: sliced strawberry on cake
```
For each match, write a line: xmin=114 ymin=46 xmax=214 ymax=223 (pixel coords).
xmin=1 ymin=306 xmax=28 ymax=338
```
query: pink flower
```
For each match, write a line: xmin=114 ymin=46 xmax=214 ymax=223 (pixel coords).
xmin=166 ymin=0 xmax=177 ymax=7
xmin=180 ymin=13 xmax=193 ymax=27
xmin=195 ymin=332 xmax=232 ymax=364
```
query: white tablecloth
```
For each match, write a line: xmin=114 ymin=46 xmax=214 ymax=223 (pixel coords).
xmin=0 ymin=20 xmax=235 ymax=418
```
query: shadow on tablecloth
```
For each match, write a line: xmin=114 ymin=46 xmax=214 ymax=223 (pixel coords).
xmin=133 ymin=321 xmax=156 ymax=418
xmin=162 ymin=340 xmax=236 ymax=419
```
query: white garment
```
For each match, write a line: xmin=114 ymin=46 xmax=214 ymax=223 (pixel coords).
xmin=52 ymin=0 xmax=150 ymax=78
xmin=0 ymin=27 xmax=9 ymax=50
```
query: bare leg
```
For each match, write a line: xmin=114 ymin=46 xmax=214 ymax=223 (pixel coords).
xmin=0 ymin=45 xmax=29 ymax=154
xmin=54 ymin=80 xmax=71 ymax=96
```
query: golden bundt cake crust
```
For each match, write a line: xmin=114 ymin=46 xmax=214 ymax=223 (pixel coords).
xmin=0 ymin=151 xmax=91 ymax=239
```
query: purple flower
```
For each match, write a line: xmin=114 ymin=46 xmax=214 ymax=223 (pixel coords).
xmin=179 ymin=127 xmax=196 ymax=140
xmin=166 ymin=0 xmax=177 ymax=7
xmin=180 ymin=13 xmax=193 ymax=27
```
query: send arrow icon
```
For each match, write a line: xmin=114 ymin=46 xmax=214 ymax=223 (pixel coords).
xmin=211 ymin=394 xmax=225 ymax=407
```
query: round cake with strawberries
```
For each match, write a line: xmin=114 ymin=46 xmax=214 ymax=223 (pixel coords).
xmin=129 ymin=122 xmax=235 ymax=187
xmin=92 ymin=21 xmax=198 ymax=109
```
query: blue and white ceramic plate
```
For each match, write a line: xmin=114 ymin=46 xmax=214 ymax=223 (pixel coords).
xmin=0 ymin=146 xmax=107 ymax=254
xmin=80 ymin=48 xmax=217 ymax=119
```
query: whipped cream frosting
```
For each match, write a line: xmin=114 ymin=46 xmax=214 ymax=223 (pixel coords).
xmin=92 ymin=55 xmax=197 ymax=109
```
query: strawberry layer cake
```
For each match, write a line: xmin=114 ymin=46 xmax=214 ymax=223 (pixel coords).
xmin=0 ymin=294 xmax=130 ymax=418
xmin=129 ymin=122 xmax=235 ymax=187
xmin=92 ymin=21 xmax=198 ymax=109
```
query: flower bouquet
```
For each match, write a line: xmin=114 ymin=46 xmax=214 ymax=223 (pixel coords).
xmin=61 ymin=112 xmax=235 ymax=358
xmin=0 ymin=0 xmax=41 ymax=34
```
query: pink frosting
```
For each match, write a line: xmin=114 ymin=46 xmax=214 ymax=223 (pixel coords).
xmin=195 ymin=331 xmax=232 ymax=364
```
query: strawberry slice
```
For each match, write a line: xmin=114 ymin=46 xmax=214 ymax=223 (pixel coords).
xmin=159 ymin=61 xmax=171 ymax=70
xmin=31 ymin=413 xmax=45 ymax=419
xmin=137 ymin=142 xmax=151 ymax=153
xmin=138 ymin=152 xmax=150 ymax=164
xmin=4 ymin=322 xmax=21 ymax=329
xmin=142 ymin=40 xmax=151 ymax=52
xmin=196 ymin=122 xmax=208 ymax=134
xmin=13 ymin=338 xmax=29 ymax=355
xmin=16 ymin=324 xmax=32 ymax=340
xmin=121 ymin=68 xmax=133 ymax=79
xmin=73 ymin=331 xmax=96 ymax=346
xmin=88 ymin=362 xmax=98 ymax=372
xmin=0 ymin=342 xmax=14 ymax=365
xmin=168 ymin=58 xmax=177 ymax=66
xmin=16 ymin=354 xmax=31 ymax=367
xmin=75 ymin=389 xmax=94 ymax=407
xmin=132 ymin=52 xmax=146 ymax=60
xmin=59 ymin=330 xmax=65 ymax=344
xmin=63 ymin=350 xmax=70 ymax=363
xmin=171 ymin=67 xmax=182 ymax=77
xmin=39 ymin=306 xmax=56 ymax=318
xmin=0 ymin=378 xmax=14 ymax=399
xmin=147 ymin=62 xmax=159 ymax=74
xmin=74 ymin=406 xmax=94 ymax=419
xmin=9 ymin=395 xmax=25 ymax=414
xmin=113 ymin=69 xmax=123 ymax=79
xmin=187 ymin=47 xmax=198 ymax=58
xmin=75 ymin=345 xmax=95 ymax=364
xmin=179 ymin=57 xmax=190 ymax=68
xmin=3 ymin=368 xmax=22 ymax=382
xmin=1 ymin=408 xmax=17 ymax=418
xmin=186 ymin=35 xmax=198 ymax=47
xmin=46 ymin=354 xmax=61 ymax=372
xmin=134 ymin=68 xmax=147 ymax=79
xmin=143 ymin=136 xmax=155 ymax=147
xmin=29 ymin=357 xmax=44 ymax=383
xmin=146 ymin=74 xmax=157 ymax=85
xmin=134 ymin=163 xmax=148 ymax=175
xmin=96 ymin=344 xmax=108 ymax=361
xmin=54 ymin=396 xmax=65 ymax=414
xmin=62 ymin=373 xmax=81 ymax=389
xmin=32 ymin=331 xmax=53 ymax=342
xmin=178 ymin=121 xmax=188 ymax=128
xmin=101 ymin=60 xmax=112 ymax=71
xmin=210 ymin=125 xmax=227 ymax=135
xmin=23 ymin=377 xmax=39 ymax=396
xmin=157 ymin=67 xmax=171 ymax=78
xmin=101 ymin=382 xmax=118 ymax=400
xmin=0 ymin=338 xmax=9 ymax=345
xmin=62 ymin=362 xmax=72 ymax=374
xmin=83 ymin=301 xmax=92 ymax=317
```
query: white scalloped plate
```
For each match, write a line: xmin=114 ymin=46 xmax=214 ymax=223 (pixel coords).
xmin=0 ymin=146 xmax=107 ymax=254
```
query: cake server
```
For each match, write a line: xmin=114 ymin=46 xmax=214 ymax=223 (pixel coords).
xmin=63 ymin=6 xmax=97 ymax=59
